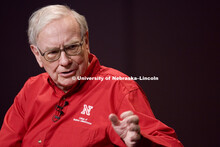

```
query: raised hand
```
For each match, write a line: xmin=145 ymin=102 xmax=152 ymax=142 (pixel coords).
xmin=109 ymin=111 xmax=141 ymax=147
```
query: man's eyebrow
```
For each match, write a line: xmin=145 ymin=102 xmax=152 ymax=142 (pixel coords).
xmin=64 ymin=41 xmax=81 ymax=47
xmin=45 ymin=47 xmax=60 ymax=51
xmin=44 ymin=40 xmax=81 ymax=51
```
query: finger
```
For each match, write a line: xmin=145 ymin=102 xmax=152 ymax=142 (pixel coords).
xmin=125 ymin=130 xmax=141 ymax=144
xmin=125 ymin=115 xmax=139 ymax=124
xmin=120 ymin=111 xmax=134 ymax=119
xmin=109 ymin=113 xmax=120 ymax=126
xmin=130 ymin=132 xmax=141 ymax=142
xmin=129 ymin=123 xmax=140 ymax=133
xmin=128 ymin=124 xmax=141 ymax=142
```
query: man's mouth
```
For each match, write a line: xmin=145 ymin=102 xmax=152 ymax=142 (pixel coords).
xmin=60 ymin=70 xmax=76 ymax=77
xmin=62 ymin=70 xmax=73 ymax=74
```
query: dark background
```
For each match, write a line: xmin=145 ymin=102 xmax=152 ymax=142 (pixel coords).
xmin=0 ymin=0 xmax=219 ymax=146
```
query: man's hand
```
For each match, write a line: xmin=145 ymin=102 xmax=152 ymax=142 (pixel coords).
xmin=109 ymin=111 xmax=141 ymax=147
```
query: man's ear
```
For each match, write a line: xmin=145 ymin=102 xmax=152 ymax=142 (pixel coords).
xmin=30 ymin=45 xmax=44 ymax=68
xmin=84 ymin=31 xmax=90 ymax=53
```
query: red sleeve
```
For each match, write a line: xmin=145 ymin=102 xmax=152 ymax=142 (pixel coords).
xmin=0 ymin=83 xmax=27 ymax=146
xmin=115 ymin=88 xmax=183 ymax=147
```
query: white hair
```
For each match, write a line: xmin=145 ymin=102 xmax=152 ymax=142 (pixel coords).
xmin=28 ymin=5 xmax=88 ymax=45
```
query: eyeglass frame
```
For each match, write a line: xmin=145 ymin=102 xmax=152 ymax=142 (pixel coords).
xmin=35 ymin=36 xmax=85 ymax=62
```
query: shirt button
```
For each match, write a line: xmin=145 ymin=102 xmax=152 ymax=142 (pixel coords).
xmin=38 ymin=140 xmax=42 ymax=144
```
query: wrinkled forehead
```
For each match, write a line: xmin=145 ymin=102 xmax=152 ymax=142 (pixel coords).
xmin=39 ymin=15 xmax=80 ymax=36
xmin=37 ymin=16 xmax=81 ymax=48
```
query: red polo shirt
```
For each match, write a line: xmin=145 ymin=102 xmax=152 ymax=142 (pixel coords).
xmin=0 ymin=54 xmax=183 ymax=146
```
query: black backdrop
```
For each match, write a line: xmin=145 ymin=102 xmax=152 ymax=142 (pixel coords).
xmin=0 ymin=0 xmax=219 ymax=146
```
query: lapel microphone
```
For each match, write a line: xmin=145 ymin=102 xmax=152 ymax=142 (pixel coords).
xmin=52 ymin=101 xmax=69 ymax=122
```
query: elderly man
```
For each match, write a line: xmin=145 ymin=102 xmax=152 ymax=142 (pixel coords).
xmin=0 ymin=5 xmax=183 ymax=147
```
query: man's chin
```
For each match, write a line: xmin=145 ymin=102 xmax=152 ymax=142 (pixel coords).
xmin=57 ymin=80 xmax=78 ymax=91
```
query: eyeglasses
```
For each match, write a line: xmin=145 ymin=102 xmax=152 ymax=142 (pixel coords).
xmin=36 ymin=38 xmax=84 ymax=62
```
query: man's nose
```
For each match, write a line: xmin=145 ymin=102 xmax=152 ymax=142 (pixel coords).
xmin=59 ymin=51 xmax=71 ymax=66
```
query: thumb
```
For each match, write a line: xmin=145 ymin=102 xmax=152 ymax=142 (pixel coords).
xmin=109 ymin=113 xmax=120 ymax=126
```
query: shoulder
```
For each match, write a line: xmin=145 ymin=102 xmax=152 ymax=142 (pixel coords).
xmin=23 ymin=73 xmax=49 ymax=89
xmin=14 ymin=73 xmax=50 ymax=104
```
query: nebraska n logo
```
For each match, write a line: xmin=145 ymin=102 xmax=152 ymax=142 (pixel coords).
xmin=81 ymin=104 xmax=93 ymax=116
